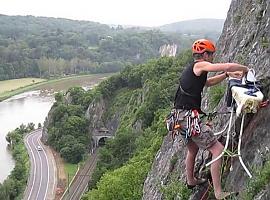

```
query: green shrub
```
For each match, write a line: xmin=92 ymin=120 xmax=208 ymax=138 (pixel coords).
xmin=160 ymin=174 xmax=191 ymax=200
xmin=243 ymin=160 xmax=270 ymax=199
xmin=209 ymin=84 xmax=226 ymax=109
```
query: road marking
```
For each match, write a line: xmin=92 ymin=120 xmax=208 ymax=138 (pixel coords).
xmin=53 ymin=156 xmax=57 ymax=198
xmin=36 ymin=134 xmax=43 ymax=199
xmin=26 ymin=132 xmax=37 ymax=200
xmin=52 ymin=147 xmax=57 ymax=199
xmin=25 ymin=129 xmax=57 ymax=200
xmin=38 ymin=136 xmax=50 ymax=199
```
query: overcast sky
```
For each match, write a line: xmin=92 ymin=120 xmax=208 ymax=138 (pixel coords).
xmin=0 ymin=0 xmax=232 ymax=26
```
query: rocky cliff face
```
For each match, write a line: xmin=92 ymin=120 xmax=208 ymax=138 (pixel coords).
xmin=85 ymin=89 xmax=144 ymax=148
xmin=216 ymin=0 xmax=270 ymax=77
xmin=143 ymin=0 xmax=270 ymax=199
xmin=42 ymin=105 xmax=56 ymax=144
xmin=159 ymin=44 xmax=178 ymax=57
xmin=216 ymin=0 xmax=270 ymax=198
xmin=85 ymin=97 xmax=107 ymax=134
xmin=85 ymin=96 xmax=122 ymax=148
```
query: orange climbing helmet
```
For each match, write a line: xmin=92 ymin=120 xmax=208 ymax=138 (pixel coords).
xmin=192 ymin=39 xmax=216 ymax=54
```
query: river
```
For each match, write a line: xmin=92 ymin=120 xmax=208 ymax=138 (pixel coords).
xmin=0 ymin=74 xmax=111 ymax=183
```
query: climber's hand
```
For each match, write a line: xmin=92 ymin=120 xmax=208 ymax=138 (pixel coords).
xmin=227 ymin=71 xmax=243 ymax=79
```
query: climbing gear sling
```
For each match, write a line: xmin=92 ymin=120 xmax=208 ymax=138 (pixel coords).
xmin=166 ymin=109 xmax=202 ymax=142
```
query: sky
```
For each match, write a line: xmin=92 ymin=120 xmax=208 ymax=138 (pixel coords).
xmin=0 ymin=0 xmax=232 ymax=27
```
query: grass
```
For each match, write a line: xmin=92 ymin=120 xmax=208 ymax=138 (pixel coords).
xmin=209 ymin=84 xmax=226 ymax=109
xmin=242 ymin=160 xmax=270 ymax=199
xmin=64 ymin=162 xmax=79 ymax=184
xmin=64 ymin=156 xmax=88 ymax=188
xmin=0 ymin=78 xmax=46 ymax=93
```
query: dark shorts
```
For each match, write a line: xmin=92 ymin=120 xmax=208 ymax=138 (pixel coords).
xmin=190 ymin=123 xmax=217 ymax=149
xmin=177 ymin=110 xmax=217 ymax=149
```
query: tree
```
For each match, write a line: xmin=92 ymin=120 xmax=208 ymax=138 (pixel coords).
xmin=70 ymin=143 xmax=85 ymax=163
xmin=60 ymin=142 xmax=85 ymax=163
xmin=61 ymin=116 xmax=88 ymax=138
xmin=60 ymin=146 xmax=72 ymax=162
xmin=55 ymin=92 xmax=64 ymax=103
xmin=67 ymin=87 xmax=85 ymax=105
xmin=58 ymin=134 xmax=76 ymax=150
xmin=27 ymin=122 xmax=35 ymax=131
xmin=38 ymin=123 xmax=42 ymax=128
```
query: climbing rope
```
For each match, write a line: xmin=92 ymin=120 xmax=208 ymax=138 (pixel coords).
xmin=238 ymin=114 xmax=252 ymax=178
xmin=206 ymin=106 xmax=235 ymax=168
xmin=206 ymin=69 xmax=264 ymax=178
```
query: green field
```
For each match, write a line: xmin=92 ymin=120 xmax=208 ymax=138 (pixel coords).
xmin=0 ymin=78 xmax=46 ymax=93
xmin=0 ymin=73 xmax=114 ymax=101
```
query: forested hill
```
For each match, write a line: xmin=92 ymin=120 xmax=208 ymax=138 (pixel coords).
xmin=0 ymin=14 xmax=194 ymax=81
xmin=159 ymin=18 xmax=225 ymax=38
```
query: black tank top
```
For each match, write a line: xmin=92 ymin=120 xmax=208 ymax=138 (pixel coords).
xmin=174 ymin=62 xmax=208 ymax=110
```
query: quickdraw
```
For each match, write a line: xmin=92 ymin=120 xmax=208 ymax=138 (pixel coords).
xmin=166 ymin=109 xmax=201 ymax=141
xmin=186 ymin=109 xmax=201 ymax=137
xmin=165 ymin=109 xmax=183 ymax=141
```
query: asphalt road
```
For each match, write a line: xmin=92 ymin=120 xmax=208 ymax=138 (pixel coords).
xmin=24 ymin=129 xmax=56 ymax=200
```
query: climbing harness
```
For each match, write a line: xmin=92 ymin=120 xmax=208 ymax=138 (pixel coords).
xmin=206 ymin=69 xmax=265 ymax=178
xmin=166 ymin=109 xmax=201 ymax=142
xmin=166 ymin=109 xmax=184 ymax=141
xmin=166 ymin=108 xmax=231 ymax=142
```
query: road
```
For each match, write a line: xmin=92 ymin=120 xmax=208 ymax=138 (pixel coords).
xmin=24 ymin=129 xmax=57 ymax=200
xmin=61 ymin=151 xmax=98 ymax=200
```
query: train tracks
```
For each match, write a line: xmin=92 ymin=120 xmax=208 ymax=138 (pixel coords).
xmin=61 ymin=150 xmax=98 ymax=200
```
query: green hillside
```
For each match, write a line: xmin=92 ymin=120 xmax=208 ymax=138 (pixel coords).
xmin=45 ymin=50 xmax=193 ymax=199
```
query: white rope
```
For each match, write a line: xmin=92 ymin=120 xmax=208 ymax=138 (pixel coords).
xmin=214 ymin=93 xmax=235 ymax=136
xmin=214 ymin=120 xmax=230 ymax=136
xmin=238 ymin=114 xmax=252 ymax=178
xmin=206 ymin=106 xmax=234 ymax=167
xmin=206 ymin=105 xmax=253 ymax=177
xmin=206 ymin=69 xmax=259 ymax=177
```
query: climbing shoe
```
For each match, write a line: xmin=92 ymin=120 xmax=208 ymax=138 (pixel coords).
xmin=216 ymin=191 xmax=238 ymax=199
xmin=186 ymin=178 xmax=208 ymax=189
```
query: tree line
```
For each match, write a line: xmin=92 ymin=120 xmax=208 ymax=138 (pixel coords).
xmin=0 ymin=15 xmax=194 ymax=80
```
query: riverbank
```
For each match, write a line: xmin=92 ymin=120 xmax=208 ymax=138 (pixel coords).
xmin=0 ymin=72 xmax=113 ymax=196
xmin=0 ymin=73 xmax=115 ymax=102
xmin=0 ymin=126 xmax=34 ymax=199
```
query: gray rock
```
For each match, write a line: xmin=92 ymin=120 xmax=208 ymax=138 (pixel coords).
xmin=143 ymin=0 xmax=270 ymax=199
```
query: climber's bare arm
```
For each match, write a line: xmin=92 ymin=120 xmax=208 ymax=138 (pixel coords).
xmin=205 ymin=71 xmax=243 ymax=87
xmin=194 ymin=61 xmax=248 ymax=75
